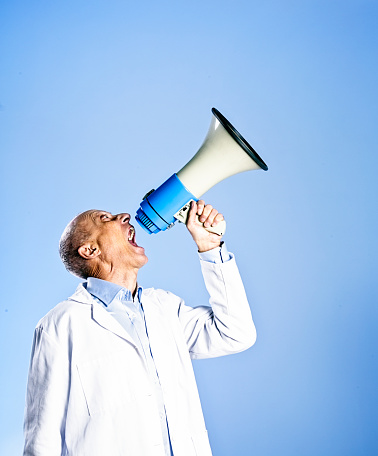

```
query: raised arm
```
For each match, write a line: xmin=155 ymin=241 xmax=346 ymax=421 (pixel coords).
xmin=178 ymin=201 xmax=256 ymax=359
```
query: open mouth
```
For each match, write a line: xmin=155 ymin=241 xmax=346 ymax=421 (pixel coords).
xmin=127 ymin=226 xmax=138 ymax=246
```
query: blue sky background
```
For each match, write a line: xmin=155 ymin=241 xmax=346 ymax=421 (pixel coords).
xmin=1 ymin=1 xmax=377 ymax=454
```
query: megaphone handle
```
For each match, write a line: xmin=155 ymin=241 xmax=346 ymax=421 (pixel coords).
xmin=174 ymin=201 xmax=227 ymax=236
xmin=200 ymin=217 xmax=226 ymax=236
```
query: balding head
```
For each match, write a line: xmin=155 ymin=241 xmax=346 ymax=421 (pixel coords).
xmin=59 ymin=211 xmax=95 ymax=279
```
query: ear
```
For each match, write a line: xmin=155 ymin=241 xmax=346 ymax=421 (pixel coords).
xmin=78 ymin=243 xmax=101 ymax=260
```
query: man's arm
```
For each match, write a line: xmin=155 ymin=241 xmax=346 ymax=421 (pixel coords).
xmin=178 ymin=201 xmax=256 ymax=359
xmin=24 ymin=326 xmax=69 ymax=456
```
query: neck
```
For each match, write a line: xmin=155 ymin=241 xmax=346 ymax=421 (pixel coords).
xmin=92 ymin=266 xmax=139 ymax=296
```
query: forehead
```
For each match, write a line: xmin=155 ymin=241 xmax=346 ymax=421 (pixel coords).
xmin=76 ymin=210 xmax=109 ymax=228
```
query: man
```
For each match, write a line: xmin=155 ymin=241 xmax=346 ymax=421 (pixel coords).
xmin=23 ymin=200 xmax=256 ymax=456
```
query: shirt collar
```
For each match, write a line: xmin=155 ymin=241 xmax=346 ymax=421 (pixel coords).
xmin=86 ymin=277 xmax=142 ymax=306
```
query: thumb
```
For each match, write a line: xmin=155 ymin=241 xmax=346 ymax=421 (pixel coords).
xmin=187 ymin=200 xmax=198 ymax=227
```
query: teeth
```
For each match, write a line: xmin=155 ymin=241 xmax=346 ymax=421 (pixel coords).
xmin=128 ymin=227 xmax=135 ymax=241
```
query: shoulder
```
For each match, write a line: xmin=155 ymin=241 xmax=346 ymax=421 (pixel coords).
xmin=35 ymin=284 xmax=93 ymax=339
xmin=142 ymin=287 xmax=183 ymax=312
xmin=142 ymin=286 xmax=181 ymax=300
xmin=37 ymin=299 xmax=88 ymax=326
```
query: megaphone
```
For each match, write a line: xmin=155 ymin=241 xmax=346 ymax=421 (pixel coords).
xmin=135 ymin=108 xmax=268 ymax=235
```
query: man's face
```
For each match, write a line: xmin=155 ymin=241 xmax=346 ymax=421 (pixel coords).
xmin=77 ymin=210 xmax=148 ymax=272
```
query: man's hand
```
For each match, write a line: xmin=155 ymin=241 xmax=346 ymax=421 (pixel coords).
xmin=186 ymin=200 xmax=224 ymax=252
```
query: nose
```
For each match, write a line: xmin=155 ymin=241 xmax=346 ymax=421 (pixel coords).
xmin=118 ymin=213 xmax=131 ymax=224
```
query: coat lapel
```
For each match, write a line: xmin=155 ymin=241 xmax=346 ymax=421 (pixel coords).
xmin=68 ymin=283 xmax=139 ymax=350
xmin=91 ymin=304 xmax=139 ymax=349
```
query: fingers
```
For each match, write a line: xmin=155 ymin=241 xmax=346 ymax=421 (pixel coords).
xmin=213 ymin=212 xmax=224 ymax=226
xmin=196 ymin=200 xmax=205 ymax=217
xmin=197 ymin=200 xmax=224 ymax=227
xmin=186 ymin=200 xmax=224 ymax=250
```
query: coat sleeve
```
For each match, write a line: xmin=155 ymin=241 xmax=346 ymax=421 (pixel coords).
xmin=23 ymin=326 xmax=70 ymax=456
xmin=177 ymin=254 xmax=257 ymax=359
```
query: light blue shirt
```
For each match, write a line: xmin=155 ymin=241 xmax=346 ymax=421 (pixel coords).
xmin=86 ymin=243 xmax=230 ymax=456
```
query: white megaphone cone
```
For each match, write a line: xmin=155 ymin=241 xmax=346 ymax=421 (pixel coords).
xmin=136 ymin=108 xmax=268 ymax=235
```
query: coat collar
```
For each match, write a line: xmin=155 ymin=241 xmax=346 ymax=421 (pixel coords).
xmin=68 ymin=282 xmax=153 ymax=305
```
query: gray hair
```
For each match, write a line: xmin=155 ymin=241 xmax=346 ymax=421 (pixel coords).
xmin=59 ymin=213 xmax=92 ymax=280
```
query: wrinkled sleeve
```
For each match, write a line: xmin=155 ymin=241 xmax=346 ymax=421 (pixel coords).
xmin=23 ymin=327 xmax=69 ymax=456
xmin=178 ymin=254 xmax=256 ymax=359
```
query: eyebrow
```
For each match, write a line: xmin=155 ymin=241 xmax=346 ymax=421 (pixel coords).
xmin=97 ymin=211 xmax=112 ymax=217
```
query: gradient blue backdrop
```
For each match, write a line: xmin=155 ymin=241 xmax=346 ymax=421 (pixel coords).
xmin=1 ymin=1 xmax=377 ymax=454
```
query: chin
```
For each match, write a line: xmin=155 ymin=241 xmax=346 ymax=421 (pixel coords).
xmin=139 ymin=254 xmax=149 ymax=268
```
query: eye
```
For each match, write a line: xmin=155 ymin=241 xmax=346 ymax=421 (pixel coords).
xmin=100 ymin=213 xmax=111 ymax=221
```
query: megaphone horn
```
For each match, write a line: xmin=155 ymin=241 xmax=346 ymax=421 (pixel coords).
xmin=135 ymin=108 xmax=268 ymax=235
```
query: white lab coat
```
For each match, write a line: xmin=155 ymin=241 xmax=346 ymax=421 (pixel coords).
xmin=23 ymin=255 xmax=256 ymax=456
